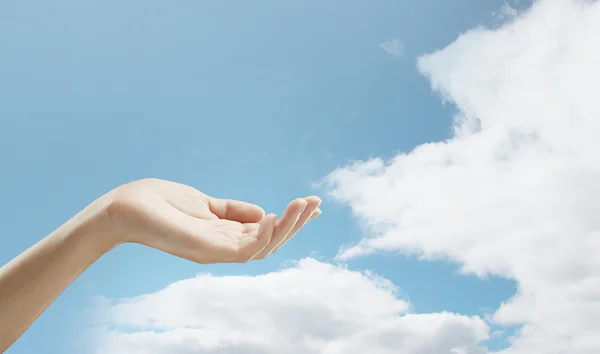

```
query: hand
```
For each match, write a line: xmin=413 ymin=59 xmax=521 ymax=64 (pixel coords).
xmin=0 ymin=177 xmax=322 ymax=352
xmin=104 ymin=178 xmax=322 ymax=264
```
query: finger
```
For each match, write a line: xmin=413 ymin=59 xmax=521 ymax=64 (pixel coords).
xmin=242 ymin=222 xmax=260 ymax=234
xmin=252 ymin=198 xmax=307 ymax=259
xmin=208 ymin=197 xmax=265 ymax=223
xmin=236 ymin=213 xmax=277 ymax=262
xmin=271 ymin=197 xmax=321 ymax=253
xmin=308 ymin=208 xmax=322 ymax=222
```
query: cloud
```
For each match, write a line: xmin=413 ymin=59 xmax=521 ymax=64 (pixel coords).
xmin=380 ymin=39 xmax=405 ymax=58
xmin=93 ymin=259 xmax=488 ymax=354
xmin=326 ymin=0 xmax=600 ymax=353
xmin=491 ymin=2 xmax=519 ymax=23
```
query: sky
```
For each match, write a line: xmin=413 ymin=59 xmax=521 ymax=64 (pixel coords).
xmin=1 ymin=0 xmax=598 ymax=353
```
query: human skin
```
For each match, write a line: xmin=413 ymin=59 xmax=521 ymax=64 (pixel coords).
xmin=0 ymin=178 xmax=322 ymax=352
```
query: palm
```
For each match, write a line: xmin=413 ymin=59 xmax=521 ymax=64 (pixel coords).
xmin=114 ymin=178 xmax=321 ymax=264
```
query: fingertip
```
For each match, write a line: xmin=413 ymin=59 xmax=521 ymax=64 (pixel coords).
xmin=309 ymin=208 xmax=322 ymax=221
xmin=305 ymin=195 xmax=322 ymax=205
xmin=210 ymin=197 xmax=266 ymax=223
xmin=298 ymin=199 xmax=309 ymax=213
xmin=266 ymin=213 xmax=278 ymax=225
xmin=251 ymin=205 xmax=266 ymax=221
xmin=294 ymin=198 xmax=308 ymax=208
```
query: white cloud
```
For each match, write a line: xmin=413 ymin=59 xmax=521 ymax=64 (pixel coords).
xmin=492 ymin=2 xmax=519 ymax=23
xmin=380 ymin=39 xmax=405 ymax=58
xmin=93 ymin=259 xmax=488 ymax=354
xmin=326 ymin=0 xmax=600 ymax=353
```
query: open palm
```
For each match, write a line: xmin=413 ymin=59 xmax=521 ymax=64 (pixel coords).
xmin=108 ymin=178 xmax=321 ymax=264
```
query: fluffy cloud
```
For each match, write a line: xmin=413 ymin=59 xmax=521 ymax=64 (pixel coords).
xmin=92 ymin=1 xmax=600 ymax=353
xmin=326 ymin=0 xmax=600 ymax=353
xmin=93 ymin=259 xmax=488 ymax=354
xmin=380 ymin=39 xmax=405 ymax=58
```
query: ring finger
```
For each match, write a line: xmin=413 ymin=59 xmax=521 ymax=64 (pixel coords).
xmin=251 ymin=198 xmax=307 ymax=259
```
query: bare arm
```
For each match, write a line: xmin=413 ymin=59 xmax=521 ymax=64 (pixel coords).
xmin=0 ymin=194 xmax=116 ymax=352
xmin=0 ymin=178 xmax=322 ymax=352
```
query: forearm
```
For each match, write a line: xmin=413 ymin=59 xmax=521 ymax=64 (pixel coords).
xmin=0 ymin=194 xmax=118 ymax=352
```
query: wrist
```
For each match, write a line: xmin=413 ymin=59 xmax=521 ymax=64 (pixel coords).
xmin=65 ymin=192 xmax=124 ymax=257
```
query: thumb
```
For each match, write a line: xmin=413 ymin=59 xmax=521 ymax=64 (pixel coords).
xmin=208 ymin=197 xmax=265 ymax=223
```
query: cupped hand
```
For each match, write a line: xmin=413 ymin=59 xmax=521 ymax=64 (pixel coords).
xmin=104 ymin=178 xmax=322 ymax=264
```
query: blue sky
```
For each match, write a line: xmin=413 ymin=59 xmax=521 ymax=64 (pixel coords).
xmin=8 ymin=1 xmax=598 ymax=353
